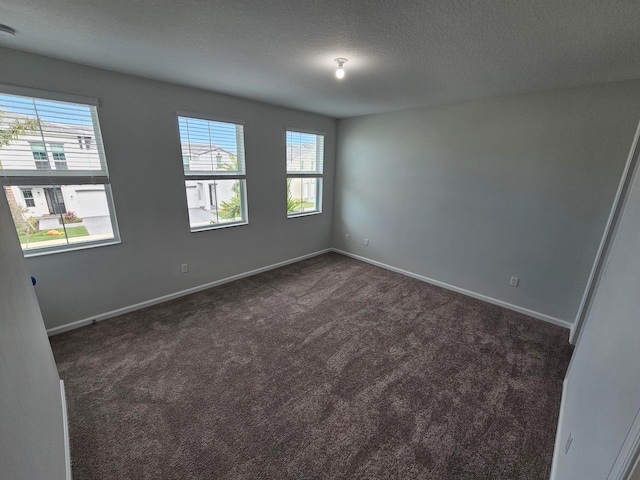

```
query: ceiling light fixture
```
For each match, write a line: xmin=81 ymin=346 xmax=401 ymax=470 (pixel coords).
xmin=334 ymin=58 xmax=347 ymax=79
xmin=0 ymin=24 xmax=16 ymax=37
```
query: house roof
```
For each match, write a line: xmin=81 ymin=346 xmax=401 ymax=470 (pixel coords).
xmin=180 ymin=143 xmax=233 ymax=158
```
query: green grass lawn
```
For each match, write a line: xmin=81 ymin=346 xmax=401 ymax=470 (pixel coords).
xmin=19 ymin=226 xmax=89 ymax=244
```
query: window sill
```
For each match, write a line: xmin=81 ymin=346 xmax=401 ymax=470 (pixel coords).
xmin=190 ymin=220 xmax=248 ymax=232
xmin=24 ymin=238 xmax=121 ymax=258
xmin=287 ymin=211 xmax=322 ymax=219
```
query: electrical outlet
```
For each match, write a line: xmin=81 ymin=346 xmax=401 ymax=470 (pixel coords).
xmin=181 ymin=263 xmax=188 ymax=273
xmin=364 ymin=238 xmax=369 ymax=246
xmin=565 ymin=432 xmax=573 ymax=454
xmin=345 ymin=233 xmax=349 ymax=241
xmin=510 ymin=276 xmax=519 ymax=287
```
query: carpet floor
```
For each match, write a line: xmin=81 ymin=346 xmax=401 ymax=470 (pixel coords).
xmin=50 ymin=252 xmax=573 ymax=480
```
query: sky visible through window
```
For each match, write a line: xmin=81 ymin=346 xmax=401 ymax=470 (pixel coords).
xmin=286 ymin=131 xmax=317 ymax=147
xmin=0 ymin=94 xmax=93 ymax=126
xmin=178 ymin=117 xmax=239 ymax=155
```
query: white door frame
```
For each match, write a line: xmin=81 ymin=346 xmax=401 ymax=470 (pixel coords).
xmin=570 ymin=121 xmax=640 ymax=345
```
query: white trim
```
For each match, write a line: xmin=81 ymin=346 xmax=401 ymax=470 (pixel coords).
xmin=0 ymin=82 xmax=99 ymax=106
xmin=24 ymin=239 xmax=122 ymax=258
xmin=60 ymin=380 xmax=72 ymax=480
xmin=47 ymin=249 xmax=331 ymax=336
xmin=176 ymin=110 xmax=245 ymax=126
xmin=626 ymin=455 xmax=640 ymax=480
xmin=190 ymin=219 xmax=249 ymax=233
xmin=284 ymin=127 xmax=326 ymax=137
xmin=331 ymin=248 xmax=572 ymax=330
xmin=571 ymin=120 xmax=640 ymax=345
xmin=569 ymin=323 xmax=576 ymax=344
xmin=607 ymin=408 xmax=640 ymax=480
xmin=549 ymin=378 xmax=569 ymax=480
xmin=288 ymin=210 xmax=322 ymax=219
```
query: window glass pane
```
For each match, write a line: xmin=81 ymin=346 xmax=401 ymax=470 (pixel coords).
xmin=51 ymin=144 xmax=68 ymax=170
xmin=0 ymin=94 xmax=106 ymax=174
xmin=185 ymin=179 xmax=246 ymax=229
xmin=178 ymin=116 xmax=245 ymax=175
xmin=286 ymin=131 xmax=324 ymax=174
xmin=285 ymin=130 xmax=323 ymax=217
xmin=21 ymin=188 xmax=35 ymax=207
xmin=4 ymin=184 xmax=116 ymax=252
xmin=287 ymin=177 xmax=319 ymax=214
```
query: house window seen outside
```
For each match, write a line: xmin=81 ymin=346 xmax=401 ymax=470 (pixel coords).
xmin=51 ymin=144 xmax=67 ymax=170
xmin=77 ymin=135 xmax=92 ymax=150
xmin=30 ymin=143 xmax=49 ymax=170
xmin=21 ymin=188 xmax=35 ymax=207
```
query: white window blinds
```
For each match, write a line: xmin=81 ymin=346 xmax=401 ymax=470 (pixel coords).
xmin=0 ymin=92 xmax=107 ymax=185
xmin=286 ymin=130 xmax=324 ymax=175
xmin=177 ymin=115 xmax=245 ymax=177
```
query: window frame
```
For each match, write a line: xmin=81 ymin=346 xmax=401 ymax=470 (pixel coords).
xmin=285 ymin=128 xmax=324 ymax=218
xmin=50 ymin=143 xmax=68 ymax=170
xmin=0 ymin=84 xmax=121 ymax=256
xmin=21 ymin=188 xmax=35 ymax=207
xmin=30 ymin=142 xmax=50 ymax=170
xmin=176 ymin=111 xmax=248 ymax=232
xmin=77 ymin=135 xmax=92 ymax=150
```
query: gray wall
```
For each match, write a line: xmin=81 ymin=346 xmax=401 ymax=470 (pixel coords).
xmin=0 ymin=47 xmax=336 ymax=330
xmin=333 ymin=81 xmax=640 ymax=323
xmin=0 ymin=187 xmax=66 ymax=479
xmin=553 ymin=126 xmax=640 ymax=479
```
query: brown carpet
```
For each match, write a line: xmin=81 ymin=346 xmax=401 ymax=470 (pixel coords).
xmin=50 ymin=252 xmax=572 ymax=479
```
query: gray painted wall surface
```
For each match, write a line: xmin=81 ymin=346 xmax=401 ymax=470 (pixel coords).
xmin=0 ymin=47 xmax=336 ymax=330
xmin=553 ymin=127 xmax=640 ymax=479
xmin=333 ymin=81 xmax=640 ymax=322
xmin=0 ymin=189 xmax=66 ymax=479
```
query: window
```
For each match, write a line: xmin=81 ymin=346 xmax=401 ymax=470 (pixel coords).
xmin=77 ymin=135 xmax=92 ymax=150
xmin=21 ymin=188 xmax=35 ymax=207
xmin=0 ymin=87 xmax=120 ymax=254
xmin=30 ymin=143 xmax=49 ymax=169
xmin=286 ymin=130 xmax=324 ymax=216
xmin=51 ymin=144 xmax=67 ymax=170
xmin=177 ymin=113 xmax=247 ymax=231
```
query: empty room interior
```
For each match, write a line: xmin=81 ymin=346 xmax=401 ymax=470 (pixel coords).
xmin=2 ymin=1 xmax=640 ymax=479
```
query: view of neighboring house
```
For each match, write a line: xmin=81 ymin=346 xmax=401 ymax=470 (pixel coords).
xmin=0 ymin=104 xmax=116 ymax=250
xmin=182 ymin=143 xmax=239 ymax=215
xmin=286 ymin=140 xmax=321 ymax=209
xmin=1 ymin=115 xmax=107 ymax=217
xmin=179 ymin=134 xmax=321 ymax=228
xmin=2 ymin=103 xmax=322 ymax=248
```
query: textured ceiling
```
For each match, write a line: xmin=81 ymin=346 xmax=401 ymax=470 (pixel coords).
xmin=1 ymin=0 xmax=640 ymax=118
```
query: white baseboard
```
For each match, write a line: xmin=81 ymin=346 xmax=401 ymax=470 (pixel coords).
xmin=47 ymin=249 xmax=331 ymax=336
xmin=549 ymin=378 xmax=569 ymax=480
xmin=47 ymin=247 xmax=571 ymax=335
xmin=569 ymin=323 xmax=577 ymax=345
xmin=60 ymin=380 xmax=72 ymax=480
xmin=331 ymin=248 xmax=572 ymax=330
